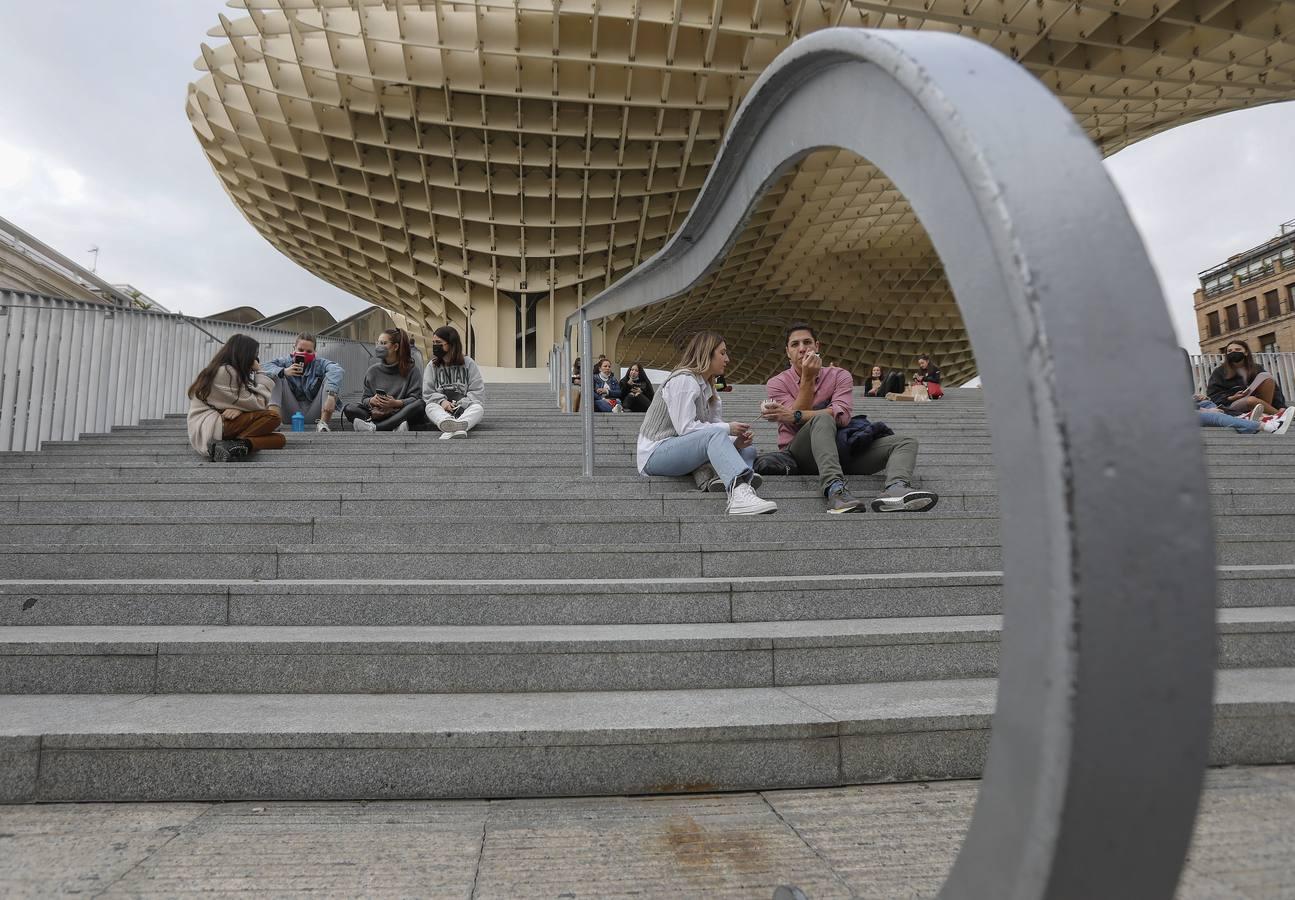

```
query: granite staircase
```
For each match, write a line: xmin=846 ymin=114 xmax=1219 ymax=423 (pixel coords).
xmin=1 ymin=384 xmax=1292 ymax=801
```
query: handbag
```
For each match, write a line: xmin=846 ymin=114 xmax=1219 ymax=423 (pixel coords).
xmin=926 ymin=382 xmax=944 ymax=400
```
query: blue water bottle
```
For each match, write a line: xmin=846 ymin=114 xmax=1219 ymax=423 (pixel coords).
xmin=291 ymin=411 xmax=305 ymax=432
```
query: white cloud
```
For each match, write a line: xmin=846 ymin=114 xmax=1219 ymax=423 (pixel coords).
xmin=0 ymin=139 xmax=33 ymax=191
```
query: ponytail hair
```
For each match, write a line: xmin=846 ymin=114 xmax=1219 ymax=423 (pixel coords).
xmin=382 ymin=327 xmax=414 ymax=377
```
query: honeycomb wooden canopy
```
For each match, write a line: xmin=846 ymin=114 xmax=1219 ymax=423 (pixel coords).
xmin=187 ymin=0 xmax=1295 ymax=383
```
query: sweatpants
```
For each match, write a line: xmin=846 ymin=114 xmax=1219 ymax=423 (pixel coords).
xmin=343 ymin=399 xmax=430 ymax=431
xmin=428 ymin=402 xmax=485 ymax=432
xmin=222 ymin=409 xmax=286 ymax=452
xmin=785 ymin=413 xmax=918 ymax=494
xmin=270 ymin=379 xmax=329 ymax=424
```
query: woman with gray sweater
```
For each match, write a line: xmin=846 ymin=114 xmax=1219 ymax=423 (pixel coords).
xmin=422 ymin=325 xmax=486 ymax=439
xmin=344 ymin=328 xmax=428 ymax=432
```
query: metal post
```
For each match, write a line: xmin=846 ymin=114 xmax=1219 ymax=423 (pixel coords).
xmin=563 ymin=332 xmax=573 ymax=416
xmin=580 ymin=315 xmax=594 ymax=476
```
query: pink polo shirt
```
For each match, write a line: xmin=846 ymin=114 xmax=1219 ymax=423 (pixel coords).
xmin=766 ymin=365 xmax=855 ymax=449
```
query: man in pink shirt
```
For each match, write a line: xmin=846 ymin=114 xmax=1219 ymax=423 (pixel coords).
xmin=762 ymin=323 xmax=938 ymax=513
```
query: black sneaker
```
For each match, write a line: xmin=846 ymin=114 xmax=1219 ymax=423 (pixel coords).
xmin=870 ymin=482 xmax=939 ymax=512
xmin=209 ymin=439 xmax=249 ymax=463
xmin=826 ymin=486 xmax=864 ymax=514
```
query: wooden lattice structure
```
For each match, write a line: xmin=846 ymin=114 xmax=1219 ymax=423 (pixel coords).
xmin=187 ymin=0 xmax=1295 ymax=382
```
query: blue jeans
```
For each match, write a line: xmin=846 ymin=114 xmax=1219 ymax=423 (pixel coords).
xmin=1198 ymin=400 xmax=1259 ymax=434
xmin=644 ymin=424 xmax=758 ymax=489
xmin=594 ymin=397 xmax=616 ymax=412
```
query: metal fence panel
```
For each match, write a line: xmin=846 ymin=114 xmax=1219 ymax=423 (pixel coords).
xmin=0 ymin=290 xmax=373 ymax=451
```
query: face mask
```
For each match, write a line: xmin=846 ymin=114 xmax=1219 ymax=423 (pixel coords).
xmin=432 ymin=345 xmax=446 ymax=359
xmin=1227 ymin=351 xmax=1246 ymax=364
xmin=292 ymin=352 xmax=316 ymax=366
xmin=374 ymin=345 xmax=388 ymax=358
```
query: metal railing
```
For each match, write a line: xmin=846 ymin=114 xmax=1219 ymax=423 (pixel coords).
xmin=0 ymin=290 xmax=373 ymax=451
xmin=548 ymin=28 xmax=1214 ymax=899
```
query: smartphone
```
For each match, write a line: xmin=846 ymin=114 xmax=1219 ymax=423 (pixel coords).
xmin=374 ymin=390 xmax=391 ymax=398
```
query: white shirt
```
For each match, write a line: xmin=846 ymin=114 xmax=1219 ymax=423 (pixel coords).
xmin=636 ymin=373 xmax=725 ymax=473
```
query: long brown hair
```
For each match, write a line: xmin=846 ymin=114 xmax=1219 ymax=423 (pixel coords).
xmin=1223 ymin=339 xmax=1255 ymax=376
xmin=188 ymin=334 xmax=259 ymax=403
xmin=433 ymin=324 xmax=466 ymax=367
xmin=383 ymin=327 xmax=414 ymax=377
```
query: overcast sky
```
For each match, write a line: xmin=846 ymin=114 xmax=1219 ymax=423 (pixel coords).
xmin=1 ymin=2 xmax=1293 ymax=351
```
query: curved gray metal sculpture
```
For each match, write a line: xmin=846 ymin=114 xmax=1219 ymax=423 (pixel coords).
xmin=562 ymin=28 xmax=1217 ymax=899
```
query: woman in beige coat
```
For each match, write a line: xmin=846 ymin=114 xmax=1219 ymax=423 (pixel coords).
xmin=187 ymin=334 xmax=286 ymax=462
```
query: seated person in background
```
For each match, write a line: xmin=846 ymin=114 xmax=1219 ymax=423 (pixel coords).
xmin=345 ymin=328 xmax=428 ymax=432
xmin=1206 ymin=340 xmax=1287 ymax=419
xmin=187 ymin=334 xmax=286 ymax=462
xmin=637 ymin=331 xmax=776 ymax=516
xmin=423 ymin=325 xmax=486 ymax=439
xmin=620 ymin=363 xmax=655 ymax=412
xmin=262 ymin=333 xmax=344 ymax=431
xmin=763 ymin=322 xmax=939 ymax=514
xmin=863 ymin=365 xmax=904 ymax=398
xmin=1197 ymin=397 xmax=1287 ymax=434
xmin=591 ymin=358 xmax=623 ymax=412
xmin=568 ymin=357 xmax=582 ymax=412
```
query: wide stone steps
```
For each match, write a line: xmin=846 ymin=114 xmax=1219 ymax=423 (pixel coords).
xmin=2 ymin=383 xmax=1293 ymax=802
xmin=1 ymin=568 xmax=1289 ymax=626
xmin=3 ymin=608 xmax=1293 ymax=695
xmin=2 ymin=669 xmax=1290 ymax=802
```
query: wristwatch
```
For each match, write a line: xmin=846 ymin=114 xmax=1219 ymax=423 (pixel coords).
xmin=792 ymin=410 xmax=803 ymax=426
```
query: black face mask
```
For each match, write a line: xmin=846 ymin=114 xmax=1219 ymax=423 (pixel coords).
xmin=1227 ymin=351 xmax=1247 ymax=365
xmin=432 ymin=346 xmax=446 ymax=360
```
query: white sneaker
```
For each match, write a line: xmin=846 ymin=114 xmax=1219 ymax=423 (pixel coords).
xmin=1277 ymin=408 xmax=1295 ymax=435
xmin=352 ymin=418 xmax=377 ymax=432
xmin=1261 ymin=419 xmax=1281 ymax=434
xmin=316 ymin=420 xmax=331 ymax=433
xmin=438 ymin=417 xmax=467 ymax=434
xmin=439 ymin=431 xmax=455 ymax=440
xmin=395 ymin=421 xmax=409 ymax=432
xmin=449 ymin=429 xmax=468 ymax=438
xmin=1249 ymin=406 xmax=1267 ymax=423
xmin=726 ymin=482 xmax=777 ymax=516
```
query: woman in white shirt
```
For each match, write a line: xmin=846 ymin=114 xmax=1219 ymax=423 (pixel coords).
xmin=636 ymin=331 xmax=776 ymax=515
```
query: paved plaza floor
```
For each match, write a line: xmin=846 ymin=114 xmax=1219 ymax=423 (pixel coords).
xmin=1 ymin=766 xmax=1291 ymax=898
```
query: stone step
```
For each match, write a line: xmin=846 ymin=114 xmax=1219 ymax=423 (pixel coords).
xmin=4 ymin=482 xmax=1293 ymax=516
xmin=0 ymin=509 xmax=1290 ymax=548
xmin=2 ymin=667 xmax=1289 ymax=802
xmin=2 ymin=533 xmax=1291 ymax=579
xmin=3 ymin=608 xmax=1291 ymax=695
xmin=2 ymin=566 xmax=1290 ymax=626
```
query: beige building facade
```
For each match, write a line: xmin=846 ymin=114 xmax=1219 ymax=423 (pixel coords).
xmin=1195 ymin=222 xmax=1295 ymax=356
xmin=187 ymin=1 xmax=1295 ymax=383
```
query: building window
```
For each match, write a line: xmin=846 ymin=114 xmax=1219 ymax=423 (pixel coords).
xmin=1237 ymin=258 xmax=1276 ymax=285
xmin=1282 ymin=246 xmax=1295 ymax=272
xmin=1244 ymin=297 xmax=1260 ymax=325
xmin=1260 ymin=333 xmax=1278 ymax=354
xmin=1202 ymin=273 xmax=1232 ymax=297
xmin=1207 ymin=311 xmax=1221 ymax=337
xmin=1225 ymin=304 xmax=1240 ymax=331
xmin=1266 ymin=290 xmax=1281 ymax=319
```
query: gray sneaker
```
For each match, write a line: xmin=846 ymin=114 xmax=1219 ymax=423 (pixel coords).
xmin=826 ymin=485 xmax=864 ymax=514
xmin=870 ymin=482 xmax=939 ymax=512
xmin=696 ymin=465 xmax=762 ymax=492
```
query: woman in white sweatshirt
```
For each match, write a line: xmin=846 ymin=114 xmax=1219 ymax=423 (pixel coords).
xmin=636 ymin=331 xmax=776 ymax=515
xmin=422 ymin=325 xmax=486 ymax=440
